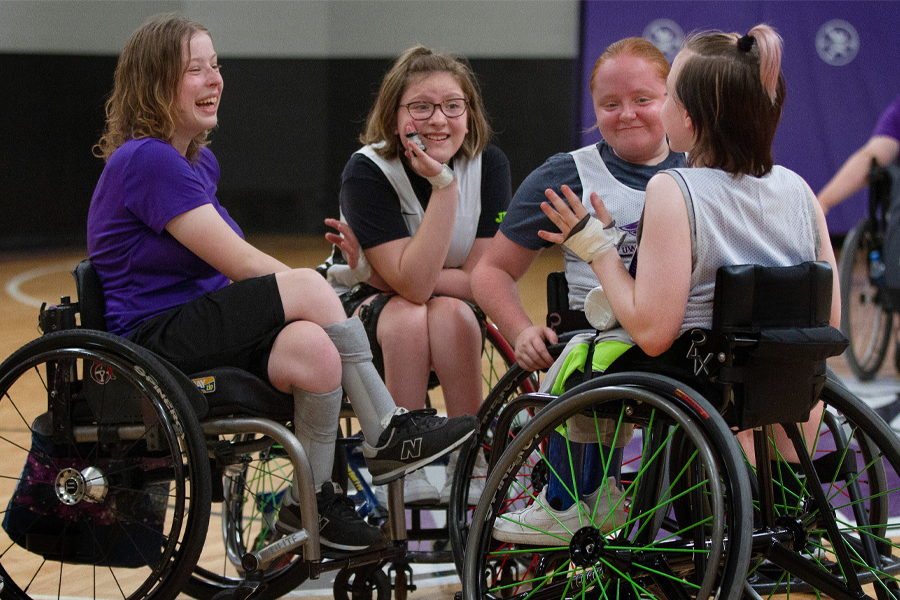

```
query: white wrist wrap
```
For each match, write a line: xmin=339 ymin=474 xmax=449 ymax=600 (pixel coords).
xmin=350 ymin=251 xmax=372 ymax=282
xmin=563 ymin=217 xmax=624 ymax=263
xmin=427 ymin=164 xmax=455 ymax=189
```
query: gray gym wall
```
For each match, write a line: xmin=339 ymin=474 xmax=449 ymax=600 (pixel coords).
xmin=0 ymin=0 xmax=581 ymax=250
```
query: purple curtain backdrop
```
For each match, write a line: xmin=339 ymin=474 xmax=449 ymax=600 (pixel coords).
xmin=580 ymin=1 xmax=900 ymax=234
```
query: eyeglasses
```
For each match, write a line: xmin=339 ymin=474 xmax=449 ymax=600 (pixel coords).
xmin=401 ymin=98 xmax=468 ymax=120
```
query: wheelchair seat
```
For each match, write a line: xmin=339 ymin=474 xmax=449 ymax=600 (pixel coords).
xmin=71 ymin=259 xmax=292 ymax=422
xmin=605 ymin=261 xmax=848 ymax=429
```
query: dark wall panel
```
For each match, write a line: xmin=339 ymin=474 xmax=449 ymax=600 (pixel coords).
xmin=0 ymin=55 xmax=575 ymax=250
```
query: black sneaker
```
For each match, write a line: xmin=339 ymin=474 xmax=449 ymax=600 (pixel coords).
xmin=362 ymin=408 xmax=477 ymax=486
xmin=276 ymin=483 xmax=385 ymax=552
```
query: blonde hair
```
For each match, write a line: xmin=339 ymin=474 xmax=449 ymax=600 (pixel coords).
xmin=94 ymin=13 xmax=210 ymax=163
xmin=676 ymin=24 xmax=786 ymax=176
xmin=360 ymin=45 xmax=492 ymax=161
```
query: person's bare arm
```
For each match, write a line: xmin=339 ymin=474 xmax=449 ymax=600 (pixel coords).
xmin=166 ymin=204 xmax=289 ymax=281
xmin=818 ymin=136 xmax=899 ymax=214
xmin=539 ymin=180 xmax=691 ymax=356
xmin=364 ymin=125 xmax=460 ymax=304
xmin=472 ymin=232 xmax=558 ymax=370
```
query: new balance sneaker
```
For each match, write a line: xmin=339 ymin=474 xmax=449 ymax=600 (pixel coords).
xmin=275 ymin=482 xmax=385 ymax=552
xmin=362 ymin=408 xmax=477 ymax=486
xmin=374 ymin=468 xmax=440 ymax=505
xmin=439 ymin=448 xmax=487 ymax=505
xmin=492 ymin=480 xmax=626 ymax=546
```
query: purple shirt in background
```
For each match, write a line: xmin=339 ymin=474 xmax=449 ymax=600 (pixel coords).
xmin=873 ymin=95 xmax=900 ymax=142
xmin=87 ymin=138 xmax=242 ymax=336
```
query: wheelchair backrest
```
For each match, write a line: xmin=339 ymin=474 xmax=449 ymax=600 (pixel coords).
xmin=709 ymin=261 xmax=847 ymax=430
xmin=712 ymin=261 xmax=833 ymax=332
xmin=546 ymin=271 xmax=591 ymax=334
xmin=72 ymin=259 xmax=108 ymax=331
xmin=872 ymin=162 xmax=900 ymax=309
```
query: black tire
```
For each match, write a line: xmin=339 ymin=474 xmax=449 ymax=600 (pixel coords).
xmin=462 ymin=373 xmax=752 ymax=600
xmin=333 ymin=566 xmax=391 ymax=600
xmin=448 ymin=336 xmax=543 ymax=574
xmin=745 ymin=375 xmax=900 ymax=599
xmin=840 ymin=219 xmax=893 ymax=380
xmin=0 ymin=329 xmax=211 ymax=600
xmin=184 ymin=433 xmax=312 ymax=600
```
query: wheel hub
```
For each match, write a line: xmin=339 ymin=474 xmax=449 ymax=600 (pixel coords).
xmin=570 ymin=526 xmax=606 ymax=567
xmin=55 ymin=466 xmax=108 ymax=505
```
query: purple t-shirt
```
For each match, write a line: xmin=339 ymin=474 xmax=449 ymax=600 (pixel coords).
xmin=87 ymin=138 xmax=242 ymax=336
xmin=873 ymin=95 xmax=900 ymax=141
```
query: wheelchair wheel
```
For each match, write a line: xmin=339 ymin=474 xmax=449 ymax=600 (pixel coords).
xmin=185 ymin=433 xmax=311 ymax=600
xmin=0 ymin=330 xmax=212 ymax=600
xmin=448 ymin=347 xmax=541 ymax=574
xmin=745 ymin=375 xmax=900 ymax=599
xmin=462 ymin=373 xmax=752 ymax=600
xmin=839 ymin=219 xmax=893 ymax=380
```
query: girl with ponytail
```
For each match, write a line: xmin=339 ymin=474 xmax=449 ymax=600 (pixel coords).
xmin=536 ymin=25 xmax=839 ymax=460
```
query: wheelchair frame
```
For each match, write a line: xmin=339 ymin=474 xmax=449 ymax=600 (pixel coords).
xmin=0 ymin=259 xmax=518 ymax=600
xmin=457 ymin=261 xmax=900 ymax=600
xmin=839 ymin=160 xmax=900 ymax=380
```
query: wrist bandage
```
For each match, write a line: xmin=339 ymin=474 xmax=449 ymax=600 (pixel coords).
xmin=427 ymin=164 xmax=455 ymax=189
xmin=563 ymin=216 xmax=624 ymax=263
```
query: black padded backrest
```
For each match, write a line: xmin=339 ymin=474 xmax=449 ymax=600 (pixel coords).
xmin=72 ymin=259 xmax=108 ymax=332
xmin=546 ymin=271 xmax=591 ymax=334
xmin=712 ymin=261 xmax=833 ymax=333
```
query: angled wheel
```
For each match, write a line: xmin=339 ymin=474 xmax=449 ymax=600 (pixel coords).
xmin=448 ymin=334 xmax=543 ymax=574
xmin=0 ymin=329 xmax=211 ymax=600
xmin=745 ymin=375 xmax=900 ymax=599
xmin=185 ymin=433 xmax=311 ymax=600
xmin=840 ymin=219 xmax=893 ymax=380
xmin=462 ymin=373 xmax=752 ymax=600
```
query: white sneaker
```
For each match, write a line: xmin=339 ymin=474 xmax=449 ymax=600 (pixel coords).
xmin=492 ymin=488 xmax=589 ymax=546
xmin=440 ymin=449 xmax=487 ymax=505
xmin=492 ymin=479 xmax=626 ymax=545
xmin=373 ymin=468 xmax=440 ymax=506
xmin=583 ymin=477 xmax=627 ymax=532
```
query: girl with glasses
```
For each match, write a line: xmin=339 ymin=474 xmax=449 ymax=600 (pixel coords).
xmin=321 ymin=45 xmax=511 ymax=505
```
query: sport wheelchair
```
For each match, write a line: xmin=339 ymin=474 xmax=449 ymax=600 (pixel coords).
xmin=0 ymin=259 xmax=516 ymax=600
xmin=839 ymin=160 xmax=900 ymax=380
xmin=460 ymin=261 xmax=900 ymax=600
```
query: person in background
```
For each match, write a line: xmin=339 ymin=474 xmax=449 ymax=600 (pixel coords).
xmin=322 ymin=45 xmax=510 ymax=505
xmin=472 ymin=37 xmax=685 ymax=544
xmin=87 ymin=14 xmax=476 ymax=553
xmin=818 ymin=95 xmax=900 ymax=214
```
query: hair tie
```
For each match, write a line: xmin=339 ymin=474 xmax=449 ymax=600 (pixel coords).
xmin=737 ymin=34 xmax=755 ymax=52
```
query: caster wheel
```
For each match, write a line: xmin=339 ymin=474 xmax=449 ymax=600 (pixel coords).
xmin=333 ymin=567 xmax=391 ymax=600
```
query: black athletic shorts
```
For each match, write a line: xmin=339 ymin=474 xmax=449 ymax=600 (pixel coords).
xmin=126 ymin=274 xmax=286 ymax=382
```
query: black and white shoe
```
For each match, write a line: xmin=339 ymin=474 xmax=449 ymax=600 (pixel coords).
xmin=362 ymin=408 xmax=477 ymax=486
xmin=276 ymin=482 xmax=384 ymax=552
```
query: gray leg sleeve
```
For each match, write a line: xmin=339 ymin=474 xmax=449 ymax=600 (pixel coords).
xmin=323 ymin=317 xmax=396 ymax=443
xmin=293 ymin=385 xmax=342 ymax=493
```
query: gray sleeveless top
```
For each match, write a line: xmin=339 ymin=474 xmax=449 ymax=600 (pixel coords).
xmin=665 ymin=166 xmax=821 ymax=333
xmin=566 ymin=145 xmax=645 ymax=310
xmin=325 ymin=144 xmax=483 ymax=294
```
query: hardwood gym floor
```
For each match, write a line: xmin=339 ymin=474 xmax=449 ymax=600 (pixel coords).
xmin=0 ymin=237 xmax=891 ymax=599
